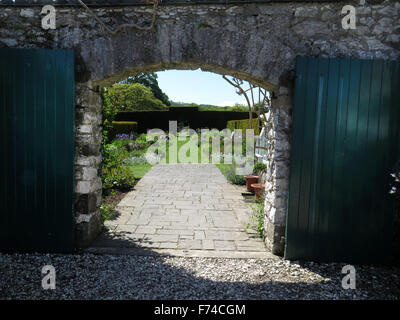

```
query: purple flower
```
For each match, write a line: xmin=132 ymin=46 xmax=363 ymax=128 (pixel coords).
xmin=116 ymin=133 xmax=134 ymax=140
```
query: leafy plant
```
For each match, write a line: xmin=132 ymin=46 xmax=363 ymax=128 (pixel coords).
xmin=247 ymin=197 xmax=265 ymax=237
xmin=102 ymin=89 xmax=123 ymax=147
xmin=253 ymin=162 xmax=267 ymax=175
xmin=101 ymin=166 xmax=135 ymax=194
xmin=123 ymin=155 xmax=149 ymax=166
xmin=101 ymin=143 xmax=135 ymax=195
xmin=135 ymin=133 xmax=150 ymax=145
xmin=104 ymin=83 xmax=168 ymax=112
xmin=102 ymin=144 xmax=129 ymax=170
xmin=100 ymin=203 xmax=117 ymax=224
xmin=224 ymin=165 xmax=246 ymax=185
xmin=120 ymin=72 xmax=171 ymax=106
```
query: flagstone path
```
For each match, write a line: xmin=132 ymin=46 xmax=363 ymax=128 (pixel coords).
xmin=88 ymin=164 xmax=273 ymax=258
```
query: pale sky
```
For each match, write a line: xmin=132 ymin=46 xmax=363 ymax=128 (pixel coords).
xmin=156 ymin=69 xmax=248 ymax=106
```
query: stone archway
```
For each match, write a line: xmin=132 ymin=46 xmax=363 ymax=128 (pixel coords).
xmin=68 ymin=3 xmax=299 ymax=254
xmin=4 ymin=2 xmax=397 ymax=254
xmin=68 ymin=2 xmax=398 ymax=254
xmin=74 ymin=62 xmax=292 ymax=255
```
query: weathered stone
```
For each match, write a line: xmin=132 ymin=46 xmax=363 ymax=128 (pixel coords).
xmin=75 ymin=213 xmax=101 ymax=247
xmin=264 ymin=218 xmax=285 ymax=255
xmin=293 ymin=21 xmax=331 ymax=37
xmin=75 ymin=193 xmax=98 ymax=215
xmin=76 ymin=181 xmax=90 ymax=194
xmin=19 ymin=9 xmax=35 ymax=18
xmin=75 ymin=155 xmax=102 ymax=167
xmin=294 ymin=6 xmax=319 ymax=18
xmin=82 ymin=167 xmax=98 ymax=181
xmin=0 ymin=38 xmax=17 ymax=47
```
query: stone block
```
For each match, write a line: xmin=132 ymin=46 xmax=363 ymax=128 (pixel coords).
xmin=263 ymin=218 xmax=285 ymax=255
xmin=75 ymin=211 xmax=101 ymax=248
xmin=75 ymin=192 xmax=98 ymax=215
xmin=76 ymin=181 xmax=90 ymax=194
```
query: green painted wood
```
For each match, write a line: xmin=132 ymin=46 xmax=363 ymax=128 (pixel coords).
xmin=285 ymin=56 xmax=400 ymax=263
xmin=0 ymin=48 xmax=75 ymax=252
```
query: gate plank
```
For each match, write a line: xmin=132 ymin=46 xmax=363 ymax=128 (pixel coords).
xmin=0 ymin=48 xmax=75 ymax=252
xmin=285 ymin=57 xmax=400 ymax=263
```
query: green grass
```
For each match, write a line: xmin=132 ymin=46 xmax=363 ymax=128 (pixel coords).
xmin=127 ymin=164 xmax=153 ymax=179
xmin=215 ymin=163 xmax=232 ymax=177
xmin=215 ymin=163 xmax=246 ymax=185
xmin=164 ymin=137 xmax=207 ymax=163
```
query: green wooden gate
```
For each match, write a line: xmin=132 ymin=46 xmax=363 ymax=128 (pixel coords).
xmin=0 ymin=48 xmax=75 ymax=252
xmin=285 ymin=56 xmax=400 ymax=264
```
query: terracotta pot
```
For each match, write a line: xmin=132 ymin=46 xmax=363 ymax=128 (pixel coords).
xmin=244 ymin=175 xmax=259 ymax=192
xmin=251 ymin=183 xmax=265 ymax=200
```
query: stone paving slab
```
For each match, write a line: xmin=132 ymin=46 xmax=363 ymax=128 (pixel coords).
xmin=89 ymin=164 xmax=268 ymax=258
xmin=86 ymin=247 xmax=276 ymax=259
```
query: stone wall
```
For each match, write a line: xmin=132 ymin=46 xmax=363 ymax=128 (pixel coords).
xmin=0 ymin=1 xmax=398 ymax=250
xmin=74 ymin=84 xmax=103 ymax=246
xmin=263 ymin=87 xmax=293 ymax=254
xmin=1 ymin=1 xmax=398 ymax=87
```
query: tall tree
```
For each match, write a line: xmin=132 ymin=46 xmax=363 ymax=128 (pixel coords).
xmin=121 ymin=72 xmax=171 ymax=106
xmin=104 ymin=83 xmax=168 ymax=112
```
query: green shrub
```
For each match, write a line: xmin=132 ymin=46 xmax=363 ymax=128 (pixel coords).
xmin=120 ymin=72 xmax=171 ymax=106
xmin=253 ymin=162 xmax=267 ymax=175
xmin=128 ymin=149 xmax=147 ymax=157
xmin=101 ymin=143 xmax=135 ymax=194
xmin=224 ymin=165 xmax=246 ymax=185
xmin=100 ymin=203 xmax=117 ymax=223
xmin=135 ymin=133 xmax=150 ymax=145
xmin=102 ymin=144 xmax=129 ymax=170
xmin=101 ymin=166 xmax=135 ymax=193
xmin=109 ymin=138 xmax=131 ymax=150
xmin=247 ymin=198 xmax=265 ymax=238
xmin=104 ymin=83 xmax=168 ymax=111
xmin=227 ymin=118 xmax=261 ymax=135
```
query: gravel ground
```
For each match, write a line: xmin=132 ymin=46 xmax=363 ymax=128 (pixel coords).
xmin=1 ymin=253 xmax=399 ymax=300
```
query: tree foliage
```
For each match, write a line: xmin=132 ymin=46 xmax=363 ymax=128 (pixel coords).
xmin=104 ymin=83 xmax=168 ymax=111
xmin=101 ymin=83 xmax=167 ymax=146
xmin=121 ymin=72 xmax=171 ymax=106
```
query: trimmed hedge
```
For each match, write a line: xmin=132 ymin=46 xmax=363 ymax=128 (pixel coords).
xmin=116 ymin=110 xmax=257 ymax=133
xmin=227 ymin=118 xmax=261 ymax=135
xmin=109 ymin=121 xmax=138 ymax=140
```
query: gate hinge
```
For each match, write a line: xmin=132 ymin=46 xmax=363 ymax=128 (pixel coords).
xmin=280 ymin=236 xmax=286 ymax=244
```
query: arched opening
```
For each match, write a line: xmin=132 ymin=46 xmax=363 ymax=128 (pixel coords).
xmin=75 ymin=63 xmax=293 ymax=257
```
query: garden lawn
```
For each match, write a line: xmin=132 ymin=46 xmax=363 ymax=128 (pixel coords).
xmin=215 ymin=163 xmax=233 ymax=178
xmin=164 ymin=137 xmax=206 ymax=164
xmin=127 ymin=164 xmax=153 ymax=179
xmin=215 ymin=163 xmax=246 ymax=185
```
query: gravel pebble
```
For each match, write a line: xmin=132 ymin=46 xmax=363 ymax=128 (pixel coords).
xmin=0 ymin=253 xmax=399 ymax=300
